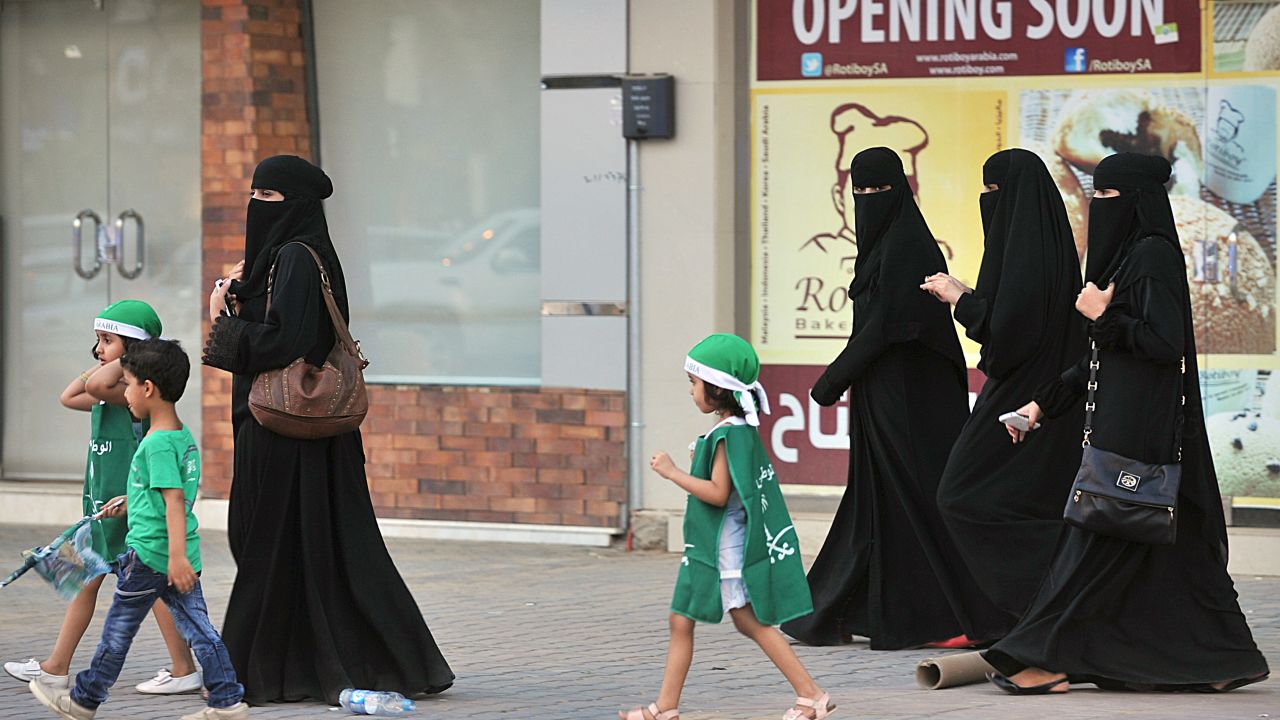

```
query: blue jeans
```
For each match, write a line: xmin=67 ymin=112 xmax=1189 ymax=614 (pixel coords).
xmin=71 ymin=549 xmax=244 ymax=710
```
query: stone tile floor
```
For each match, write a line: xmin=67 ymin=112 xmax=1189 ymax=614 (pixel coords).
xmin=0 ymin=525 xmax=1274 ymax=719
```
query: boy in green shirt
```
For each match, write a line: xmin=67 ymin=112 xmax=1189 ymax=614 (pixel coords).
xmin=29 ymin=339 xmax=248 ymax=720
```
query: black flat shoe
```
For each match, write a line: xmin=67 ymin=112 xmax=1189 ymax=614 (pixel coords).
xmin=987 ymin=672 xmax=1069 ymax=695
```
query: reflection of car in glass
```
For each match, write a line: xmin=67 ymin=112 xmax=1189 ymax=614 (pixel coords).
xmin=364 ymin=209 xmax=540 ymax=380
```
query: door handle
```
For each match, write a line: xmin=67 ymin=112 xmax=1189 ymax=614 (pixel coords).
xmin=72 ymin=209 xmax=105 ymax=280
xmin=114 ymin=209 xmax=144 ymax=280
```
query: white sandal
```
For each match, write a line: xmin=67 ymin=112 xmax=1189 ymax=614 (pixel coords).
xmin=782 ymin=692 xmax=836 ymax=720
xmin=619 ymin=702 xmax=679 ymax=720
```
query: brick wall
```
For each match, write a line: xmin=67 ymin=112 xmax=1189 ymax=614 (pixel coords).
xmin=198 ymin=0 xmax=628 ymax=530
xmin=365 ymin=387 xmax=626 ymax=528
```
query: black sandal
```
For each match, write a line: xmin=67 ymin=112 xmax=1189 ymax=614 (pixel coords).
xmin=987 ymin=672 xmax=1069 ymax=695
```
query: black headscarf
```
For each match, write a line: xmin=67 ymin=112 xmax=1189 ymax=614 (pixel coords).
xmin=970 ymin=148 xmax=1081 ymax=379
xmin=1084 ymin=153 xmax=1178 ymax=287
xmin=232 ymin=155 xmax=349 ymax=317
xmin=847 ymin=147 xmax=965 ymax=371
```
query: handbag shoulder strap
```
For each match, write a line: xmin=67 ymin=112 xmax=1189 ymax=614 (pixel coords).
xmin=1082 ymin=337 xmax=1185 ymax=460
xmin=265 ymin=242 xmax=368 ymax=368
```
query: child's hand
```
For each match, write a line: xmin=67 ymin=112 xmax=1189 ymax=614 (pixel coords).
xmin=650 ymin=451 xmax=677 ymax=480
xmin=167 ymin=557 xmax=197 ymax=594
xmin=100 ymin=496 xmax=128 ymax=519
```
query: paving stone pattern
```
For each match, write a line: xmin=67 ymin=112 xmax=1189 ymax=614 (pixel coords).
xmin=0 ymin=525 xmax=1274 ymax=719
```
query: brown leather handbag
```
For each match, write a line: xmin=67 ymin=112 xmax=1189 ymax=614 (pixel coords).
xmin=249 ymin=243 xmax=370 ymax=439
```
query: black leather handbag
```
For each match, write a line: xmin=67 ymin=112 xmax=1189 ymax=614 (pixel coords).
xmin=1062 ymin=340 xmax=1183 ymax=545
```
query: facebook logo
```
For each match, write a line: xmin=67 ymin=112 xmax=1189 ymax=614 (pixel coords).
xmin=1065 ymin=47 xmax=1087 ymax=73
xmin=801 ymin=52 xmax=823 ymax=77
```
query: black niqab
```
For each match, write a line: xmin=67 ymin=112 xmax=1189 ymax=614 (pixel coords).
xmin=1084 ymin=152 xmax=1178 ymax=286
xmin=847 ymin=147 xmax=964 ymax=372
xmin=234 ymin=155 xmax=349 ymax=318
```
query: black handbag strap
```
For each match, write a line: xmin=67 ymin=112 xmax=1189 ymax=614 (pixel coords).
xmin=1082 ymin=338 xmax=1185 ymax=460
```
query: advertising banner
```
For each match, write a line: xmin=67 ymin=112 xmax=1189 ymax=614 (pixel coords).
xmin=758 ymin=0 xmax=1202 ymax=81
xmin=752 ymin=1 xmax=1280 ymax=499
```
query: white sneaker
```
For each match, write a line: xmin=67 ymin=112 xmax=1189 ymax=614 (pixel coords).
xmin=179 ymin=702 xmax=249 ymax=720
xmin=4 ymin=659 xmax=69 ymax=689
xmin=134 ymin=668 xmax=203 ymax=695
xmin=29 ymin=679 xmax=96 ymax=720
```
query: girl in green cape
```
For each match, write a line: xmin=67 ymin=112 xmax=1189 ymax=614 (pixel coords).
xmin=3 ymin=300 xmax=199 ymax=695
xmin=620 ymin=334 xmax=835 ymax=720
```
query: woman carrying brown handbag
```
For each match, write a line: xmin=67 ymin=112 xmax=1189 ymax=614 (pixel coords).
xmin=203 ymin=155 xmax=453 ymax=705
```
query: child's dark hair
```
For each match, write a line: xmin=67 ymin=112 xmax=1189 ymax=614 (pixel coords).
xmin=703 ymin=382 xmax=747 ymax=418
xmin=91 ymin=335 xmax=142 ymax=361
xmin=120 ymin=339 xmax=190 ymax=403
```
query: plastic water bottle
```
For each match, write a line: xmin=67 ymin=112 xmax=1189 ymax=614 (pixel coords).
xmin=338 ymin=688 xmax=416 ymax=716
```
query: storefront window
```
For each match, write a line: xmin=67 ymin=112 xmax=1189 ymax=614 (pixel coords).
xmin=313 ymin=0 xmax=541 ymax=384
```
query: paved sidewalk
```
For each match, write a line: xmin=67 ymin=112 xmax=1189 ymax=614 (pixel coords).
xmin=0 ymin=524 xmax=1274 ymax=720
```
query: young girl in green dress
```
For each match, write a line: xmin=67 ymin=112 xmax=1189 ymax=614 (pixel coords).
xmin=620 ymin=334 xmax=835 ymax=720
xmin=3 ymin=300 xmax=200 ymax=695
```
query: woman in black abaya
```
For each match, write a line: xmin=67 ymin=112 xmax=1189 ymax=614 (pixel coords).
xmin=985 ymin=153 xmax=1269 ymax=694
xmin=203 ymin=155 xmax=454 ymax=704
xmin=921 ymin=149 xmax=1086 ymax=628
xmin=781 ymin=147 xmax=1007 ymax=650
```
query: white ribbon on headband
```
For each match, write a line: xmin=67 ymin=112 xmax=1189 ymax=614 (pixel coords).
xmin=683 ymin=356 xmax=771 ymax=426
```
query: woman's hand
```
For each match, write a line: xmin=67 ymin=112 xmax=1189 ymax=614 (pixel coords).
xmin=1075 ymin=282 xmax=1115 ymax=321
xmin=1007 ymin=401 xmax=1043 ymax=444
xmin=208 ymin=260 xmax=246 ymax=325
xmin=920 ymin=273 xmax=970 ymax=305
xmin=650 ymin=451 xmax=677 ymax=480
xmin=209 ymin=279 xmax=231 ymax=325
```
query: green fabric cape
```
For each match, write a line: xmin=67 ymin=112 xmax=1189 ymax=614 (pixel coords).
xmin=671 ymin=423 xmax=813 ymax=625
xmin=84 ymin=403 xmax=141 ymax=561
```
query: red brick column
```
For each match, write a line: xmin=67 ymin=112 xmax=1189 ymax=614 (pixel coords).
xmin=200 ymin=0 xmax=312 ymax=497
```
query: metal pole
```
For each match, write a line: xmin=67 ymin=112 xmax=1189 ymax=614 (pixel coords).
xmin=625 ymin=139 xmax=643 ymax=527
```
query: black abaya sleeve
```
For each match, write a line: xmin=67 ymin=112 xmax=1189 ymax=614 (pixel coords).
xmin=953 ymin=291 xmax=991 ymax=344
xmin=1092 ymin=276 xmax=1184 ymax=365
xmin=812 ymin=308 xmax=889 ymax=406
xmin=202 ymin=244 xmax=324 ymax=375
xmin=1032 ymin=353 xmax=1089 ymax=418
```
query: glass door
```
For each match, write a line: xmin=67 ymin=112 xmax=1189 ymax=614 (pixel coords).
xmin=0 ymin=0 xmax=200 ymax=481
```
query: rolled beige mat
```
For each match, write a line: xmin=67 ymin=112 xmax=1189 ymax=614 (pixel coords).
xmin=914 ymin=651 xmax=995 ymax=689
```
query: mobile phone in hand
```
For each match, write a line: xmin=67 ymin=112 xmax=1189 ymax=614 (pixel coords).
xmin=215 ymin=278 xmax=233 ymax=317
xmin=998 ymin=411 xmax=1040 ymax=432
